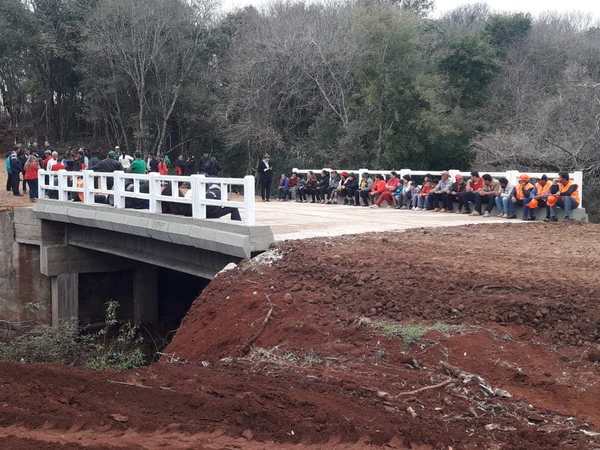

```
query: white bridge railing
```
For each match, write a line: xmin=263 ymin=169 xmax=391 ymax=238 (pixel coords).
xmin=38 ymin=170 xmax=256 ymax=225
xmin=293 ymin=168 xmax=584 ymax=208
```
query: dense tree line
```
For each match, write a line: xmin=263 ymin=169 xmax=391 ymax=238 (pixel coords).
xmin=1 ymin=0 xmax=599 ymax=214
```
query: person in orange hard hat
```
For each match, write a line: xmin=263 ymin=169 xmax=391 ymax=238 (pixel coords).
xmin=510 ymin=174 xmax=536 ymax=220
xmin=546 ymin=172 xmax=580 ymax=222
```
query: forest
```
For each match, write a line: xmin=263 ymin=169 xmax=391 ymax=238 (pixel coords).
xmin=1 ymin=0 xmax=600 ymax=213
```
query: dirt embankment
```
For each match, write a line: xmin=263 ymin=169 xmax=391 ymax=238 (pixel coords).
xmin=1 ymin=223 xmax=600 ymax=449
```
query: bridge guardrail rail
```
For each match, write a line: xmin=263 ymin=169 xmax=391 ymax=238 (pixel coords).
xmin=38 ymin=170 xmax=256 ymax=225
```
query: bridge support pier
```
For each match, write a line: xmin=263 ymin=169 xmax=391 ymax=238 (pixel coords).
xmin=133 ymin=265 xmax=158 ymax=325
xmin=51 ymin=273 xmax=79 ymax=327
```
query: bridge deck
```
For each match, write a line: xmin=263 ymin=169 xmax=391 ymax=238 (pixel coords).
xmin=255 ymin=201 xmax=515 ymax=241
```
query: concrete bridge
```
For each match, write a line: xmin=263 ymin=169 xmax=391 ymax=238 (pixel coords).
xmin=10 ymin=200 xmax=512 ymax=328
xmin=5 ymin=167 xmax=583 ymax=329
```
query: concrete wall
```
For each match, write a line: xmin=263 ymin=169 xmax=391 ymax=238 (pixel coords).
xmin=0 ymin=210 xmax=51 ymax=325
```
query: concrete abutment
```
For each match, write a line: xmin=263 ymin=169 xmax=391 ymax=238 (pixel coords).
xmin=4 ymin=207 xmax=233 ymax=329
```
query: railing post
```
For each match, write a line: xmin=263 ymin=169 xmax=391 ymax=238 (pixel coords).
xmin=573 ymin=170 xmax=584 ymax=208
xmin=244 ymin=175 xmax=256 ymax=225
xmin=83 ymin=170 xmax=94 ymax=205
xmin=113 ymin=171 xmax=125 ymax=208
xmin=57 ymin=170 xmax=68 ymax=202
xmin=148 ymin=172 xmax=160 ymax=214
xmin=38 ymin=170 xmax=45 ymax=199
xmin=191 ymin=174 xmax=206 ymax=219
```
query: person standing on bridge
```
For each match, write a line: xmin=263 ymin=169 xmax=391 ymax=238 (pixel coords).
xmin=130 ymin=152 xmax=147 ymax=174
xmin=117 ymin=146 xmax=133 ymax=171
xmin=257 ymin=154 xmax=273 ymax=202
xmin=9 ymin=152 xmax=23 ymax=196
xmin=24 ymin=154 xmax=39 ymax=200
xmin=5 ymin=151 xmax=12 ymax=193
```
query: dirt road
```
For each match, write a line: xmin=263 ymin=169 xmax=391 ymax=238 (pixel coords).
xmin=0 ymin=160 xmax=32 ymax=209
xmin=1 ymin=221 xmax=600 ymax=448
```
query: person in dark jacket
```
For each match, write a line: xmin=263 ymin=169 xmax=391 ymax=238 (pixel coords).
xmin=91 ymin=151 xmax=123 ymax=202
xmin=9 ymin=152 xmax=23 ymax=196
xmin=203 ymin=156 xmax=221 ymax=176
xmin=343 ymin=173 xmax=359 ymax=205
xmin=257 ymin=154 xmax=273 ymax=201
xmin=18 ymin=150 xmax=28 ymax=194
xmin=317 ymin=170 xmax=330 ymax=204
xmin=5 ymin=151 xmax=13 ymax=192
xmin=93 ymin=151 xmax=122 ymax=173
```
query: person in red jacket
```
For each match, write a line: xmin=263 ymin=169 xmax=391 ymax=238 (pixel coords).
xmin=374 ymin=172 xmax=400 ymax=208
xmin=158 ymin=157 xmax=169 ymax=175
xmin=24 ymin=154 xmax=40 ymax=200
xmin=368 ymin=174 xmax=387 ymax=205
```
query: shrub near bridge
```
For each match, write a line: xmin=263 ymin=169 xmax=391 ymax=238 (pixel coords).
xmin=0 ymin=301 xmax=147 ymax=370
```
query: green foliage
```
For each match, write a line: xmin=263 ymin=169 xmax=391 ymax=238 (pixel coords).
xmin=3 ymin=0 xmax=599 ymax=211
xmin=371 ymin=321 xmax=463 ymax=345
xmin=0 ymin=301 xmax=147 ymax=371
xmin=0 ymin=321 xmax=93 ymax=365
xmin=440 ymin=35 xmax=500 ymax=109
xmin=484 ymin=13 xmax=532 ymax=52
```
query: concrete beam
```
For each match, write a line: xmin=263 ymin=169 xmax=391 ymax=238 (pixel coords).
xmin=51 ymin=273 xmax=78 ymax=327
xmin=33 ymin=201 xmax=274 ymax=259
xmin=66 ymin=224 xmax=238 ymax=279
xmin=133 ymin=265 xmax=158 ymax=325
xmin=41 ymin=244 xmax=134 ymax=277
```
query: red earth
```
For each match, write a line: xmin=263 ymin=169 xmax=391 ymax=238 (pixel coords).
xmin=2 ymin=219 xmax=600 ymax=448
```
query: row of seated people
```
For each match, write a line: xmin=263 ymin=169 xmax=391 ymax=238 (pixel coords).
xmin=277 ymin=170 xmax=580 ymax=221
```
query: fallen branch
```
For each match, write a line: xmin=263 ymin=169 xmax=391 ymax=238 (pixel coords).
xmin=107 ymin=380 xmax=152 ymax=389
xmin=238 ymin=307 xmax=274 ymax=357
xmin=394 ymin=379 xmax=454 ymax=398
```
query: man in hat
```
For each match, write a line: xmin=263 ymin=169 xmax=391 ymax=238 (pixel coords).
xmin=510 ymin=174 xmax=536 ymax=220
xmin=257 ymin=153 xmax=273 ymax=202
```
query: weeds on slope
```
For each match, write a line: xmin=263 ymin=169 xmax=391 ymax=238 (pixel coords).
xmin=0 ymin=301 xmax=146 ymax=370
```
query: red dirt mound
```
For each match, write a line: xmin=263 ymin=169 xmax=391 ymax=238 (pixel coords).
xmin=164 ymin=223 xmax=600 ymax=447
xmin=2 ymin=223 xmax=600 ymax=448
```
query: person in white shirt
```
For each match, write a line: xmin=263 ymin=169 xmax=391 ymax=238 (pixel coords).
xmin=117 ymin=146 xmax=133 ymax=170
xmin=495 ymin=177 xmax=514 ymax=218
xmin=46 ymin=151 xmax=59 ymax=171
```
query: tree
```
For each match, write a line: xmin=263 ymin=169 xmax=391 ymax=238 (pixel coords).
xmin=439 ymin=35 xmax=499 ymax=109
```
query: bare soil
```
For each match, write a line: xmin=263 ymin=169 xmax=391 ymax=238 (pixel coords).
xmin=2 ymin=216 xmax=600 ymax=447
xmin=0 ymin=160 xmax=33 ymax=209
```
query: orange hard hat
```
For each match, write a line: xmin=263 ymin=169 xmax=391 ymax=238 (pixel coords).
xmin=519 ymin=174 xmax=530 ymax=182
xmin=528 ymin=199 xmax=539 ymax=209
xmin=546 ymin=195 xmax=558 ymax=207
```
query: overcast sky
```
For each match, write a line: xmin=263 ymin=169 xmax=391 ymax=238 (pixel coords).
xmin=220 ymin=0 xmax=600 ymax=19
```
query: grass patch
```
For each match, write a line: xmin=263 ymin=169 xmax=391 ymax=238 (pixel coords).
xmin=368 ymin=320 xmax=463 ymax=346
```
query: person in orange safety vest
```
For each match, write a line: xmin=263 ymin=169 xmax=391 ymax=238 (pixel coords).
xmin=546 ymin=172 xmax=580 ymax=222
xmin=526 ymin=174 xmax=553 ymax=220
xmin=510 ymin=174 xmax=536 ymax=220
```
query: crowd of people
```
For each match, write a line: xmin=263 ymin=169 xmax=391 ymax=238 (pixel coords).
xmin=274 ymin=169 xmax=581 ymax=221
xmin=3 ymin=145 xmax=582 ymax=221
xmin=4 ymin=143 xmax=222 ymax=201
